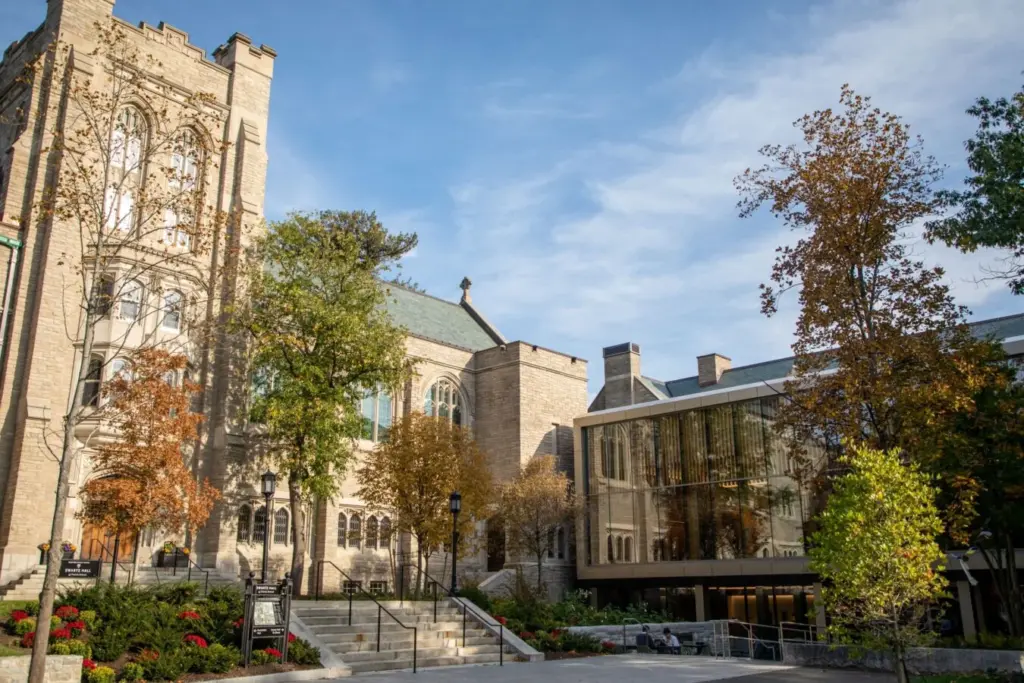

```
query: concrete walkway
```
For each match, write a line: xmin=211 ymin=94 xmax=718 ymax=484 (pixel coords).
xmin=341 ymin=654 xmax=893 ymax=682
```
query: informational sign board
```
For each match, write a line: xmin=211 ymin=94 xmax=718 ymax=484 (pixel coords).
xmin=242 ymin=573 xmax=292 ymax=667
xmin=59 ymin=560 xmax=101 ymax=578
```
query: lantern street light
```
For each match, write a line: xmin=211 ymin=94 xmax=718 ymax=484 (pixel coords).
xmin=261 ymin=471 xmax=277 ymax=582
xmin=449 ymin=491 xmax=461 ymax=595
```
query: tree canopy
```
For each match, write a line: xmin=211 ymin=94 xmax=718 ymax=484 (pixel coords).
xmin=928 ymin=82 xmax=1024 ymax=293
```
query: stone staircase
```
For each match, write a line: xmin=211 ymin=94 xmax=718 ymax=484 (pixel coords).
xmin=0 ymin=565 xmax=240 ymax=601
xmin=293 ymin=599 xmax=508 ymax=674
xmin=0 ymin=566 xmax=45 ymax=601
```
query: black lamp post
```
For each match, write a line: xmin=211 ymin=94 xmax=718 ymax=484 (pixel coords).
xmin=449 ymin=491 xmax=461 ymax=595
xmin=261 ymin=470 xmax=276 ymax=582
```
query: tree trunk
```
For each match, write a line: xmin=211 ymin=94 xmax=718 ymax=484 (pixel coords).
xmin=893 ymin=651 xmax=909 ymax=683
xmin=536 ymin=550 xmax=543 ymax=596
xmin=288 ymin=477 xmax=305 ymax=596
xmin=416 ymin=542 xmax=424 ymax=597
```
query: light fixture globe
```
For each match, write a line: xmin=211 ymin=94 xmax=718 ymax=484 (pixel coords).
xmin=261 ymin=470 xmax=277 ymax=496
xmin=449 ymin=491 xmax=462 ymax=514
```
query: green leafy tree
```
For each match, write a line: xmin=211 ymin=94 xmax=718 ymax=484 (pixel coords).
xmin=927 ymin=82 xmax=1024 ymax=293
xmin=809 ymin=445 xmax=947 ymax=683
xmin=240 ymin=210 xmax=415 ymax=594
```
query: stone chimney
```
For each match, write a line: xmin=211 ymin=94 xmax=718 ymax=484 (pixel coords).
xmin=603 ymin=343 xmax=641 ymax=409
xmin=697 ymin=353 xmax=731 ymax=387
xmin=459 ymin=276 xmax=472 ymax=304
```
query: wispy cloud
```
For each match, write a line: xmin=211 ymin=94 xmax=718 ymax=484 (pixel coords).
xmin=450 ymin=0 xmax=1024 ymax=387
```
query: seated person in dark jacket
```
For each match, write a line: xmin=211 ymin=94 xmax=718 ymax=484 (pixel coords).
xmin=661 ymin=628 xmax=681 ymax=654
xmin=635 ymin=625 xmax=655 ymax=649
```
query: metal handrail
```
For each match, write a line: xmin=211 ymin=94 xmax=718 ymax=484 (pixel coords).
xmin=172 ymin=548 xmax=211 ymax=595
xmin=398 ymin=563 xmax=468 ymax=647
xmin=86 ymin=539 xmax=136 ymax=586
xmin=315 ymin=559 xmax=418 ymax=673
xmin=719 ymin=619 xmax=781 ymax=661
xmin=621 ymin=617 xmax=646 ymax=651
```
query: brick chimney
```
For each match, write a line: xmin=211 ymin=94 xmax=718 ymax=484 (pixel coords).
xmin=697 ymin=353 xmax=731 ymax=387
xmin=603 ymin=343 xmax=641 ymax=409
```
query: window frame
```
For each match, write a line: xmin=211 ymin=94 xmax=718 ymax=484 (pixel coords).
xmin=359 ymin=387 xmax=394 ymax=443
xmin=423 ymin=377 xmax=465 ymax=426
xmin=161 ymin=289 xmax=183 ymax=331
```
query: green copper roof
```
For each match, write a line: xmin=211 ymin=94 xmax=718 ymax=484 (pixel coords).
xmin=655 ymin=312 xmax=1024 ymax=399
xmin=383 ymin=284 xmax=500 ymax=352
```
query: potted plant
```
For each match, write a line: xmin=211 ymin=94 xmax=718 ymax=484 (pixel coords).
xmin=158 ymin=541 xmax=187 ymax=568
xmin=60 ymin=541 xmax=76 ymax=560
xmin=38 ymin=542 xmax=50 ymax=564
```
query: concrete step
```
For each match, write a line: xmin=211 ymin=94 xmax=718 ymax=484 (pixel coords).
xmin=314 ymin=630 xmax=491 ymax=646
xmin=346 ymin=653 xmax=502 ymax=674
xmin=300 ymin=617 xmax=470 ymax=630
xmin=329 ymin=635 xmax=496 ymax=653
xmin=339 ymin=645 xmax=499 ymax=664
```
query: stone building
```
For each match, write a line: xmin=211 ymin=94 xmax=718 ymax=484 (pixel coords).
xmin=575 ymin=313 xmax=1024 ymax=639
xmin=0 ymin=0 xmax=588 ymax=598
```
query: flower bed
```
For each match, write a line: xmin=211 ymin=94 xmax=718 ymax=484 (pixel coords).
xmin=1 ymin=583 xmax=321 ymax=681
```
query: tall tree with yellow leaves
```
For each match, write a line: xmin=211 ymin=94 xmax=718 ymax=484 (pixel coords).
xmin=357 ymin=412 xmax=492 ymax=591
xmin=500 ymin=455 xmax=577 ymax=594
xmin=78 ymin=349 xmax=220 ymax=573
xmin=734 ymin=85 xmax=999 ymax=465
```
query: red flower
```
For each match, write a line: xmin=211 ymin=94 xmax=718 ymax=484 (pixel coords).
xmin=184 ymin=634 xmax=208 ymax=648
xmin=263 ymin=647 xmax=282 ymax=659
xmin=50 ymin=628 xmax=71 ymax=641
xmin=20 ymin=632 xmax=34 ymax=648
xmin=233 ymin=617 xmax=244 ymax=628
xmin=9 ymin=610 xmax=28 ymax=623
xmin=288 ymin=632 xmax=296 ymax=643
xmin=494 ymin=616 xmax=507 ymax=625
xmin=55 ymin=606 xmax=79 ymax=619
xmin=178 ymin=610 xmax=201 ymax=620
xmin=602 ymin=640 xmax=616 ymax=651
xmin=66 ymin=620 xmax=86 ymax=635
xmin=82 ymin=659 xmax=97 ymax=670
xmin=138 ymin=649 xmax=160 ymax=661
xmin=551 ymin=629 xmax=562 ymax=638
xmin=519 ymin=631 xmax=535 ymax=640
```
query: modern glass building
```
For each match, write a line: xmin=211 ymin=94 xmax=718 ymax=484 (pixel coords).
xmin=573 ymin=314 xmax=1024 ymax=635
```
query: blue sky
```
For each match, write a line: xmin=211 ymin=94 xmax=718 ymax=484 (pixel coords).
xmin=4 ymin=0 xmax=1024 ymax=398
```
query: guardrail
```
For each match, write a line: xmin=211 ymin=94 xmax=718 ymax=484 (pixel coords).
xmin=85 ymin=539 xmax=136 ymax=585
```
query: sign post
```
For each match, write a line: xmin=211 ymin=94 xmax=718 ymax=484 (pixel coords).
xmin=242 ymin=572 xmax=292 ymax=667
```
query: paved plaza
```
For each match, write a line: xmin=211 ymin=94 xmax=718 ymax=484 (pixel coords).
xmin=342 ymin=655 xmax=896 ymax=682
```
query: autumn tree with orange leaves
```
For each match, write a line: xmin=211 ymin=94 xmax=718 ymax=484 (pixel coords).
xmin=734 ymin=85 xmax=1000 ymax=466
xmin=78 ymin=349 xmax=220 ymax=573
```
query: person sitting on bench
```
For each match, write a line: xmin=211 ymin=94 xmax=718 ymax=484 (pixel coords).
xmin=635 ymin=625 xmax=655 ymax=651
xmin=661 ymin=628 xmax=681 ymax=655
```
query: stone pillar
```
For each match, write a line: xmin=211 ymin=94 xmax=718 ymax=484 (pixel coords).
xmin=695 ymin=583 xmax=707 ymax=622
xmin=957 ymin=581 xmax=976 ymax=641
xmin=813 ymin=582 xmax=827 ymax=634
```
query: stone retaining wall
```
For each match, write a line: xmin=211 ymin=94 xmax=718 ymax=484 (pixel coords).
xmin=782 ymin=642 xmax=1024 ymax=675
xmin=0 ymin=655 xmax=83 ymax=683
xmin=567 ymin=621 xmax=718 ymax=650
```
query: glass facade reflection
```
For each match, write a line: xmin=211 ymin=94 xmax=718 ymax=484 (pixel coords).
xmin=582 ymin=396 xmax=836 ymax=566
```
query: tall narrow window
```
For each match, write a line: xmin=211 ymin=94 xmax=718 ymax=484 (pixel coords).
xmin=253 ymin=506 xmax=267 ymax=543
xmin=111 ymin=107 xmax=144 ymax=173
xmin=166 ymin=129 xmax=200 ymax=249
xmin=119 ymin=279 xmax=143 ymax=322
xmin=274 ymin=508 xmax=289 ymax=545
xmin=237 ymin=505 xmax=252 ymax=543
xmin=359 ymin=387 xmax=393 ymax=442
xmin=615 ymin=536 xmax=623 ymax=562
xmin=104 ymin=187 xmax=135 ymax=233
xmin=624 ymin=537 xmax=633 ymax=563
xmin=337 ymin=513 xmax=348 ymax=547
xmin=360 ymin=391 xmax=375 ymax=440
xmin=547 ymin=529 xmax=555 ymax=558
xmin=349 ymin=514 xmax=362 ymax=550
xmin=423 ymin=378 xmax=463 ymax=426
xmin=82 ymin=356 xmax=103 ymax=408
xmin=380 ymin=517 xmax=392 ymax=546
xmin=556 ymin=527 xmax=565 ymax=560
xmin=162 ymin=290 xmax=182 ymax=331
xmin=366 ymin=516 xmax=379 ymax=550
xmin=93 ymin=275 xmax=115 ymax=318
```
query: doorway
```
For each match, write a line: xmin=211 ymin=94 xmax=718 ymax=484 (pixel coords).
xmin=81 ymin=523 xmax=136 ymax=562
xmin=486 ymin=519 xmax=505 ymax=572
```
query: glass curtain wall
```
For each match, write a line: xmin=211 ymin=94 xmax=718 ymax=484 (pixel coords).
xmin=583 ymin=396 xmax=833 ymax=565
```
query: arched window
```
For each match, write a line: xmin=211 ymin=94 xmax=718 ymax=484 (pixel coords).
xmin=337 ymin=513 xmax=347 ymax=547
xmin=236 ymin=505 xmax=251 ymax=543
xmin=380 ymin=517 xmax=392 ymax=547
xmin=162 ymin=290 xmax=182 ymax=331
xmin=366 ymin=516 xmax=379 ymax=550
xmin=165 ymin=129 xmax=201 ymax=249
xmin=423 ymin=378 xmax=464 ymax=426
xmin=624 ymin=537 xmax=633 ymax=563
xmin=82 ymin=356 xmax=103 ymax=407
xmin=119 ymin=279 xmax=143 ymax=322
xmin=253 ymin=506 xmax=267 ymax=543
xmin=762 ymin=548 xmax=769 ymax=558
xmin=606 ymin=535 xmax=614 ymax=563
xmin=111 ymin=107 xmax=145 ymax=173
xmin=615 ymin=536 xmax=623 ymax=562
xmin=349 ymin=514 xmax=362 ymax=550
xmin=274 ymin=508 xmax=289 ymax=545
xmin=556 ymin=527 xmax=566 ymax=560
xmin=547 ymin=529 xmax=555 ymax=558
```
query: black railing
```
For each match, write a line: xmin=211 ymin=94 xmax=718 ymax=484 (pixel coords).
xmin=315 ymin=559 xmax=418 ymax=673
xmin=169 ymin=549 xmax=210 ymax=595
xmin=397 ymin=563 xmax=471 ymax=649
xmin=86 ymin=539 xmax=136 ymax=586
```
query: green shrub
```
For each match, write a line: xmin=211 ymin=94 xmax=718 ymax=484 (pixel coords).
xmin=79 ymin=610 xmax=98 ymax=630
xmin=152 ymin=582 xmax=199 ymax=605
xmin=85 ymin=666 xmax=116 ymax=683
xmin=49 ymin=615 xmax=61 ymax=629
xmin=64 ymin=639 xmax=91 ymax=659
xmin=288 ymin=638 xmax=321 ymax=666
xmin=118 ymin=662 xmax=144 ymax=682
xmin=23 ymin=602 xmax=39 ymax=617
xmin=140 ymin=648 xmax=191 ymax=681
xmin=250 ymin=649 xmax=274 ymax=666
xmin=48 ymin=642 xmax=71 ymax=655
xmin=88 ymin=625 xmax=131 ymax=662
xmin=458 ymin=585 xmax=492 ymax=612
xmin=558 ymin=630 xmax=602 ymax=653
xmin=14 ymin=617 xmax=36 ymax=636
xmin=203 ymin=644 xmax=241 ymax=673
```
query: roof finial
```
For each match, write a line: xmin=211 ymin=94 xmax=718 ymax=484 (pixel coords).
xmin=459 ymin=276 xmax=472 ymax=304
